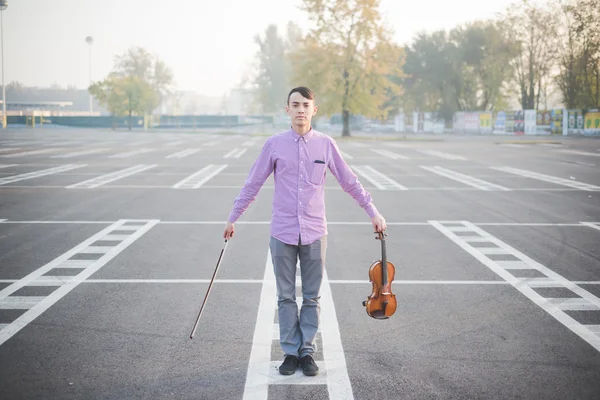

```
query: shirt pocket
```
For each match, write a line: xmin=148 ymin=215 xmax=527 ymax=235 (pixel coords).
xmin=309 ymin=162 xmax=327 ymax=185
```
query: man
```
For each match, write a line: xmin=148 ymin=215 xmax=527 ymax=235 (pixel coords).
xmin=223 ymin=86 xmax=386 ymax=376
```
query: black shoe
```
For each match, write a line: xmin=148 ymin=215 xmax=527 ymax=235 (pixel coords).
xmin=299 ymin=355 xmax=319 ymax=376
xmin=278 ymin=355 xmax=299 ymax=375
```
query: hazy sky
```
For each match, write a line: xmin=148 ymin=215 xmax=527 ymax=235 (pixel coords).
xmin=3 ymin=0 xmax=516 ymax=97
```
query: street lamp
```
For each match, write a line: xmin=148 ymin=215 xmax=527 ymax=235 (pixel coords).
xmin=85 ymin=36 xmax=93 ymax=114
xmin=1 ymin=0 xmax=7 ymax=128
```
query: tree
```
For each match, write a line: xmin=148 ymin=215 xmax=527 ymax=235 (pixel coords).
xmin=553 ymin=0 xmax=586 ymax=108
xmin=450 ymin=20 xmax=520 ymax=111
xmin=89 ymin=46 xmax=173 ymax=129
xmin=121 ymin=75 xmax=158 ymax=129
xmin=89 ymin=74 xmax=158 ymax=130
xmin=286 ymin=21 xmax=303 ymax=52
xmin=566 ymin=0 xmax=600 ymax=108
xmin=254 ymin=25 xmax=290 ymax=114
xmin=402 ymin=30 xmax=463 ymax=121
xmin=290 ymin=0 xmax=405 ymax=136
xmin=88 ymin=76 xmax=128 ymax=129
xmin=502 ymin=0 xmax=556 ymax=109
xmin=113 ymin=46 xmax=174 ymax=111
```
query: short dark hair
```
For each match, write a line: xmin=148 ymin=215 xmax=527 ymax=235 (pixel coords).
xmin=287 ymin=86 xmax=314 ymax=104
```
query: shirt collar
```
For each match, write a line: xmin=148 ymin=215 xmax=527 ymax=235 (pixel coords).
xmin=290 ymin=127 xmax=314 ymax=142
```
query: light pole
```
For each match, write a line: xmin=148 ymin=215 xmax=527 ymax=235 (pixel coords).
xmin=85 ymin=36 xmax=93 ymax=114
xmin=1 ymin=1 xmax=7 ymax=129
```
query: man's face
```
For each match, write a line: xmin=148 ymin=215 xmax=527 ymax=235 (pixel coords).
xmin=286 ymin=92 xmax=317 ymax=127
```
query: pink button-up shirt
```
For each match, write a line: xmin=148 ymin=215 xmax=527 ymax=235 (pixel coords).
xmin=228 ymin=128 xmax=379 ymax=245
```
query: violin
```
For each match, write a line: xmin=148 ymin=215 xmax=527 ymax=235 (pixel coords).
xmin=362 ymin=231 xmax=397 ymax=319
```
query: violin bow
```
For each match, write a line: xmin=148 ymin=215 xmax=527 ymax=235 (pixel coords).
xmin=189 ymin=239 xmax=229 ymax=339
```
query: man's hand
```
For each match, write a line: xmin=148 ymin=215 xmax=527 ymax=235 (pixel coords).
xmin=371 ymin=214 xmax=387 ymax=233
xmin=224 ymin=221 xmax=235 ymax=240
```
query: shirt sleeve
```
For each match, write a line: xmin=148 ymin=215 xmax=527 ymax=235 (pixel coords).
xmin=327 ymin=138 xmax=379 ymax=219
xmin=227 ymin=138 xmax=275 ymax=223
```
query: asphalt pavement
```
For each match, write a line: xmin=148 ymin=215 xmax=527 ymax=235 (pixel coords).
xmin=0 ymin=127 xmax=599 ymax=400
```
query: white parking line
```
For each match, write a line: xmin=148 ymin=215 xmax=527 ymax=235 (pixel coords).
xmin=0 ymin=219 xmax=589 ymax=227
xmin=165 ymin=140 xmax=186 ymax=146
xmin=0 ymin=296 xmax=47 ymax=309
xmin=320 ymin=269 xmax=354 ymax=399
xmin=130 ymin=140 xmax=154 ymax=146
xmin=557 ymin=149 xmax=600 ymax=157
xmin=491 ymin=166 xmax=600 ymax=191
xmin=108 ymin=148 xmax=156 ymax=158
xmin=540 ymin=143 xmax=562 ymax=147
xmin=0 ymin=164 xmax=87 ymax=185
xmin=165 ymin=149 xmax=201 ymax=159
xmin=430 ymin=220 xmax=600 ymax=352
xmin=0 ymin=164 xmax=17 ymax=169
xmin=243 ymin=249 xmax=277 ymax=399
xmin=2 ymin=141 xmax=33 ymax=146
xmin=224 ymin=148 xmax=248 ymax=159
xmin=421 ymin=166 xmax=511 ymax=191
xmin=418 ymin=149 xmax=466 ymax=160
xmin=0 ymin=219 xmax=158 ymax=347
xmin=371 ymin=149 xmax=409 ymax=160
xmin=0 ymin=148 xmax=22 ymax=153
xmin=243 ymin=249 xmax=353 ymax=399
xmin=3 ymin=278 xmax=600 ymax=285
xmin=66 ymin=164 xmax=157 ymax=189
xmin=242 ymin=138 xmax=261 ymax=146
xmin=351 ymin=165 xmax=407 ymax=190
xmin=387 ymin=143 xmax=411 ymax=148
xmin=172 ymin=164 xmax=227 ymax=188
xmin=581 ymin=222 xmax=600 ymax=232
xmin=2 ymin=148 xmax=64 ymax=157
xmin=1 ymin=184 xmax=594 ymax=191
xmin=51 ymin=148 xmax=109 ymax=158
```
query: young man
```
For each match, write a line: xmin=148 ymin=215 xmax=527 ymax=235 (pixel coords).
xmin=223 ymin=86 xmax=386 ymax=376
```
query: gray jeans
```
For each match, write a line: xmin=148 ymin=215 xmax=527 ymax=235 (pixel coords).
xmin=269 ymin=235 xmax=327 ymax=358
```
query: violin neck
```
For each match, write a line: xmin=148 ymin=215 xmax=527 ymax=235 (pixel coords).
xmin=381 ymin=235 xmax=388 ymax=285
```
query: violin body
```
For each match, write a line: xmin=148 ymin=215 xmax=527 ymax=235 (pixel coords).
xmin=365 ymin=260 xmax=397 ymax=319
xmin=363 ymin=232 xmax=397 ymax=319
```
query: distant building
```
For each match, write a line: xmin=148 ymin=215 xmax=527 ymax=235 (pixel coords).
xmin=159 ymin=91 xmax=222 ymax=115
xmin=222 ymin=87 xmax=257 ymax=115
xmin=0 ymin=100 xmax=101 ymax=116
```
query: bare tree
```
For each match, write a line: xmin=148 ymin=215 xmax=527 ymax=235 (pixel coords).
xmin=502 ymin=0 xmax=557 ymax=109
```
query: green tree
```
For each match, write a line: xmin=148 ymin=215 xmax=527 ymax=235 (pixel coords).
xmin=89 ymin=46 xmax=173 ymax=129
xmin=120 ymin=75 xmax=158 ymax=129
xmin=402 ymin=30 xmax=460 ymax=121
xmin=89 ymin=77 xmax=126 ymax=129
xmin=113 ymin=46 xmax=174 ymax=111
xmin=89 ymin=74 xmax=158 ymax=130
xmin=401 ymin=20 xmax=518 ymax=121
xmin=290 ymin=0 xmax=405 ymax=136
xmin=451 ymin=20 xmax=520 ymax=111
